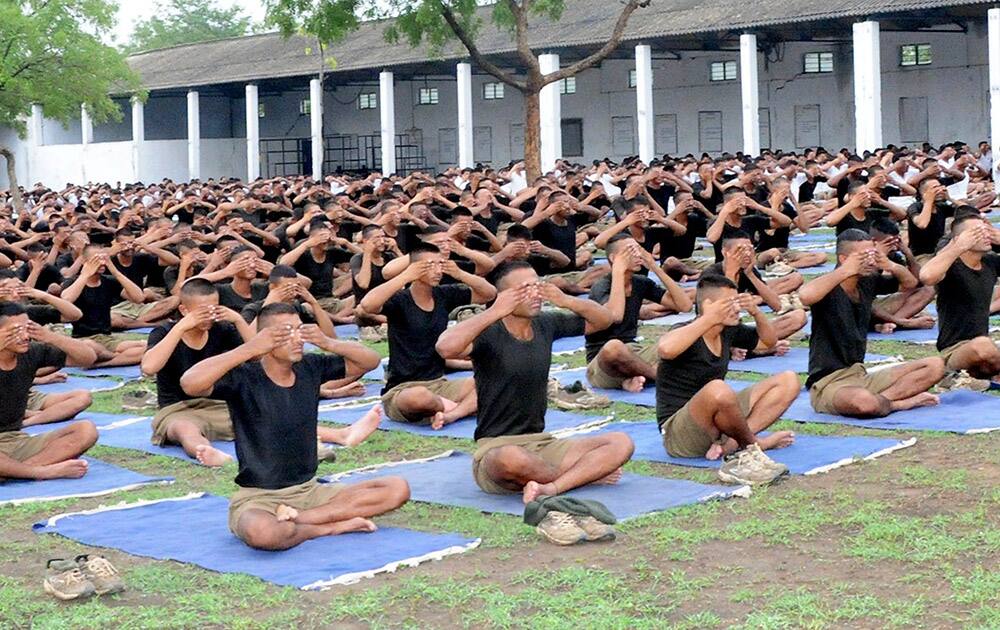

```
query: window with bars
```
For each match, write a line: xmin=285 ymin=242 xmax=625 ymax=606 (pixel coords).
xmin=483 ymin=82 xmax=504 ymax=100
xmin=559 ymin=77 xmax=577 ymax=94
xmin=709 ymin=61 xmax=737 ymax=82
xmin=628 ymin=69 xmax=638 ymax=88
xmin=299 ymin=99 xmax=311 ymax=115
xmin=418 ymin=87 xmax=439 ymax=105
xmin=803 ymin=52 xmax=834 ymax=74
xmin=358 ymin=93 xmax=377 ymax=110
xmin=900 ymin=44 xmax=932 ymax=66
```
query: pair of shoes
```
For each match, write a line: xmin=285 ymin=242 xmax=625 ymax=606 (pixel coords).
xmin=937 ymin=370 xmax=990 ymax=393
xmin=451 ymin=304 xmax=485 ymax=322
xmin=717 ymin=444 xmax=788 ymax=486
xmin=359 ymin=324 xmax=388 ymax=342
xmin=765 ymin=260 xmax=796 ymax=276
xmin=546 ymin=379 xmax=610 ymax=411
xmin=121 ymin=390 xmax=157 ymax=411
xmin=535 ymin=511 xmax=616 ymax=545
xmin=44 ymin=555 xmax=125 ymax=600
xmin=317 ymin=441 xmax=338 ymax=462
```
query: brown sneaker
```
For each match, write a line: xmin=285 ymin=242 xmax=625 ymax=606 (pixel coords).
xmin=76 ymin=555 xmax=125 ymax=595
xmin=937 ymin=370 xmax=990 ymax=393
xmin=547 ymin=379 xmax=610 ymax=411
xmin=574 ymin=515 xmax=616 ymax=541
xmin=536 ymin=511 xmax=587 ymax=545
xmin=44 ymin=559 xmax=95 ymax=600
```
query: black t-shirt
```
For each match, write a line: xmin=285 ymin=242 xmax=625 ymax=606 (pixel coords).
xmin=662 ymin=212 xmax=708 ymax=260
xmin=213 ymin=353 xmax=346 ymax=489
xmin=714 ymin=216 xmax=769 ymax=262
xmin=533 ymin=219 xmax=577 ymax=270
xmin=217 ymin=281 xmax=268 ymax=313
xmin=906 ymin=201 xmax=955 ymax=257
xmin=70 ymin=275 xmax=122 ymax=337
xmin=17 ymin=264 xmax=62 ymax=291
xmin=693 ymin=182 xmax=724 ymax=213
xmin=293 ymin=247 xmax=352 ymax=298
xmin=114 ymin=253 xmax=158 ymax=289
xmin=383 ymin=285 xmax=471 ymax=391
xmin=471 ymin=312 xmax=585 ymax=440
xmin=806 ymin=274 xmax=899 ymax=387
xmin=147 ymin=322 xmax=243 ymax=408
xmin=834 ymin=209 xmax=888 ymax=236
xmin=756 ymin=204 xmax=797 ymax=251
xmin=0 ymin=342 xmax=66 ymax=433
xmin=703 ymin=263 xmax=764 ymax=295
xmin=349 ymin=252 xmax=394 ymax=302
xmin=936 ymin=254 xmax=1000 ymax=350
xmin=655 ymin=323 xmax=759 ymax=425
xmin=584 ymin=274 xmax=665 ymax=362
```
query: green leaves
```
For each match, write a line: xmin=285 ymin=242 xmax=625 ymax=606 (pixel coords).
xmin=124 ymin=0 xmax=252 ymax=53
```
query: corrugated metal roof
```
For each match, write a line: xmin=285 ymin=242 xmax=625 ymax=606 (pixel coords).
xmin=126 ymin=0 xmax=991 ymax=91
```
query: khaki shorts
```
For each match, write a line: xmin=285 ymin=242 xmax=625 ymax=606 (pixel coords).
xmin=25 ymin=388 xmax=48 ymax=412
xmin=380 ymin=377 xmax=470 ymax=424
xmin=586 ymin=342 xmax=658 ymax=390
xmin=471 ymin=432 xmax=574 ymax=494
xmin=228 ymin=478 xmax=345 ymax=536
xmin=940 ymin=339 xmax=973 ymax=370
xmin=808 ymin=364 xmax=897 ymax=414
xmin=544 ymin=270 xmax=587 ymax=285
xmin=151 ymin=398 xmax=233 ymax=446
xmin=662 ymin=383 xmax=755 ymax=458
xmin=0 ymin=430 xmax=55 ymax=462
xmin=316 ymin=296 xmax=348 ymax=312
xmin=82 ymin=333 xmax=126 ymax=352
xmin=914 ymin=253 xmax=935 ymax=266
xmin=111 ymin=301 xmax=159 ymax=320
xmin=678 ymin=257 xmax=716 ymax=271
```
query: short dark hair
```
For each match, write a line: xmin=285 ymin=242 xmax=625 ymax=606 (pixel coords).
xmin=409 ymin=242 xmax=441 ymax=260
xmin=451 ymin=206 xmax=474 ymax=219
xmin=870 ymin=217 xmax=899 ymax=236
xmin=361 ymin=224 xmax=383 ymax=238
xmin=606 ymin=233 xmax=632 ymax=255
xmin=0 ymin=301 xmax=26 ymax=323
xmin=179 ymin=277 xmax=218 ymax=299
xmin=695 ymin=275 xmax=737 ymax=313
xmin=268 ymin=264 xmax=298 ymax=284
xmin=505 ymin=225 xmax=532 ymax=241
xmin=837 ymin=228 xmax=872 ymax=255
xmin=257 ymin=302 xmax=299 ymax=331
xmin=493 ymin=260 xmax=534 ymax=289
xmin=722 ymin=230 xmax=752 ymax=248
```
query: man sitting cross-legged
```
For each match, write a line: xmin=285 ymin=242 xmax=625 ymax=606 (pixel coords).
xmin=0 ymin=303 xmax=99 ymax=480
xmin=436 ymin=261 xmax=634 ymax=538
xmin=799 ymin=229 xmax=945 ymax=417
xmin=180 ymin=303 xmax=408 ymax=550
xmin=920 ymin=214 xmax=1000 ymax=382
xmin=656 ymin=275 xmax=798 ymax=486
xmin=867 ymin=218 xmax=936 ymax=334
xmin=359 ymin=242 xmax=496 ymax=428
xmin=585 ymin=234 xmax=693 ymax=392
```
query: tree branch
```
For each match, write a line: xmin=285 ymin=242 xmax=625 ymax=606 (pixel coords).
xmin=439 ymin=2 xmax=526 ymax=92
xmin=505 ymin=0 xmax=540 ymax=75
xmin=541 ymin=0 xmax=649 ymax=86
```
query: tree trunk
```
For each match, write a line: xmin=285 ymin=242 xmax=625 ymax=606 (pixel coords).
xmin=523 ymin=88 xmax=542 ymax=182
xmin=0 ymin=146 xmax=23 ymax=213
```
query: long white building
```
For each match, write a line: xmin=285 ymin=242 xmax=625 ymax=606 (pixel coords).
xmin=3 ymin=0 xmax=999 ymax=187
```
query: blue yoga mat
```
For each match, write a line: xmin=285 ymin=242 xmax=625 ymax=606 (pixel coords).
xmin=21 ymin=412 xmax=148 ymax=436
xmin=319 ymin=405 xmax=606 ymax=440
xmin=96 ymin=419 xmax=239 ymax=464
xmin=335 ymin=324 xmax=359 ymax=339
xmin=321 ymin=381 xmax=383 ymax=402
xmin=0 ymin=457 xmax=172 ymax=505
xmin=34 ymin=493 xmax=478 ymax=590
xmin=36 ymin=376 xmax=124 ymax=394
xmin=331 ymin=451 xmax=744 ymax=519
xmin=729 ymin=347 xmax=891 ymax=374
xmin=781 ymin=389 xmax=1000 ymax=434
xmin=551 ymin=367 xmax=655 ymax=407
xmin=552 ymin=336 xmax=585 ymax=354
xmin=64 ymin=365 xmax=144 ymax=380
xmin=868 ymin=327 xmax=938 ymax=343
xmin=591 ymin=421 xmax=912 ymax=475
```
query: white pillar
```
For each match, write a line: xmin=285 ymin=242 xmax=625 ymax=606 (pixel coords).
xmin=739 ymin=34 xmax=761 ymax=156
xmin=634 ymin=45 xmax=655 ymax=164
xmin=989 ymin=9 xmax=1000 ymax=193
xmin=131 ymin=97 xmax=144 ymax=182
xmin=539 ymin=53 xmax=562 ymax=174
xmin=80 ymin=104 xmax=93 ymax=146
xmin=25 ymin=104 xmax=43 ymax=189
xmin=244 ymin=84 xmax=260 ymax=181
xmin=457 ymin=63 xmax=474 ymax=168
xmin=309 ymin=78 xmax=323 ymax=180
xmin=379 ymin=71 xmax=396 ymax=176
xmin=852 ymin=21 xmax=883 ymax=153
xmin=186 ymin=90 xmax=201 ymax=180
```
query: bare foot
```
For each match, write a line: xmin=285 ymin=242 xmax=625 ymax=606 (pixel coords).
xmin=522 ymin=480 xmax=558 ymax=504
xmin=905 ymin=315 xmax=936 ymax=329
xmin=705 ymin=443 xmax=724 ymax=460
xmin=892 ymin=392 xmax=940 ymax=411
xmin=342 ymin=405 xmax=382 ymax=445
xmin=36 ymin=459 xmax=88 ymax=480
xmin=440 ymin=397 xmax=458 ymax=414
xmin=874 ymin=323 xmax=897 ymax=334
xmin=595 ymin=468 xmax=622 ymax=485
xmin=275 ymin=504 xmax=299 ymax=522
xmin=772 ymin=340 xmax=791 ymax=357
xmin=194 ymin=444 xmax=233 ymax=467
xmin=731 ymin=348 xmax=748 ymax=362
xmin=758 ymin=431 xmax=796 ymax=450
xmin=325 ymin=517 xmax=377 ymax=535
xmin=622 ymin=376 xmax=645 ymax=393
